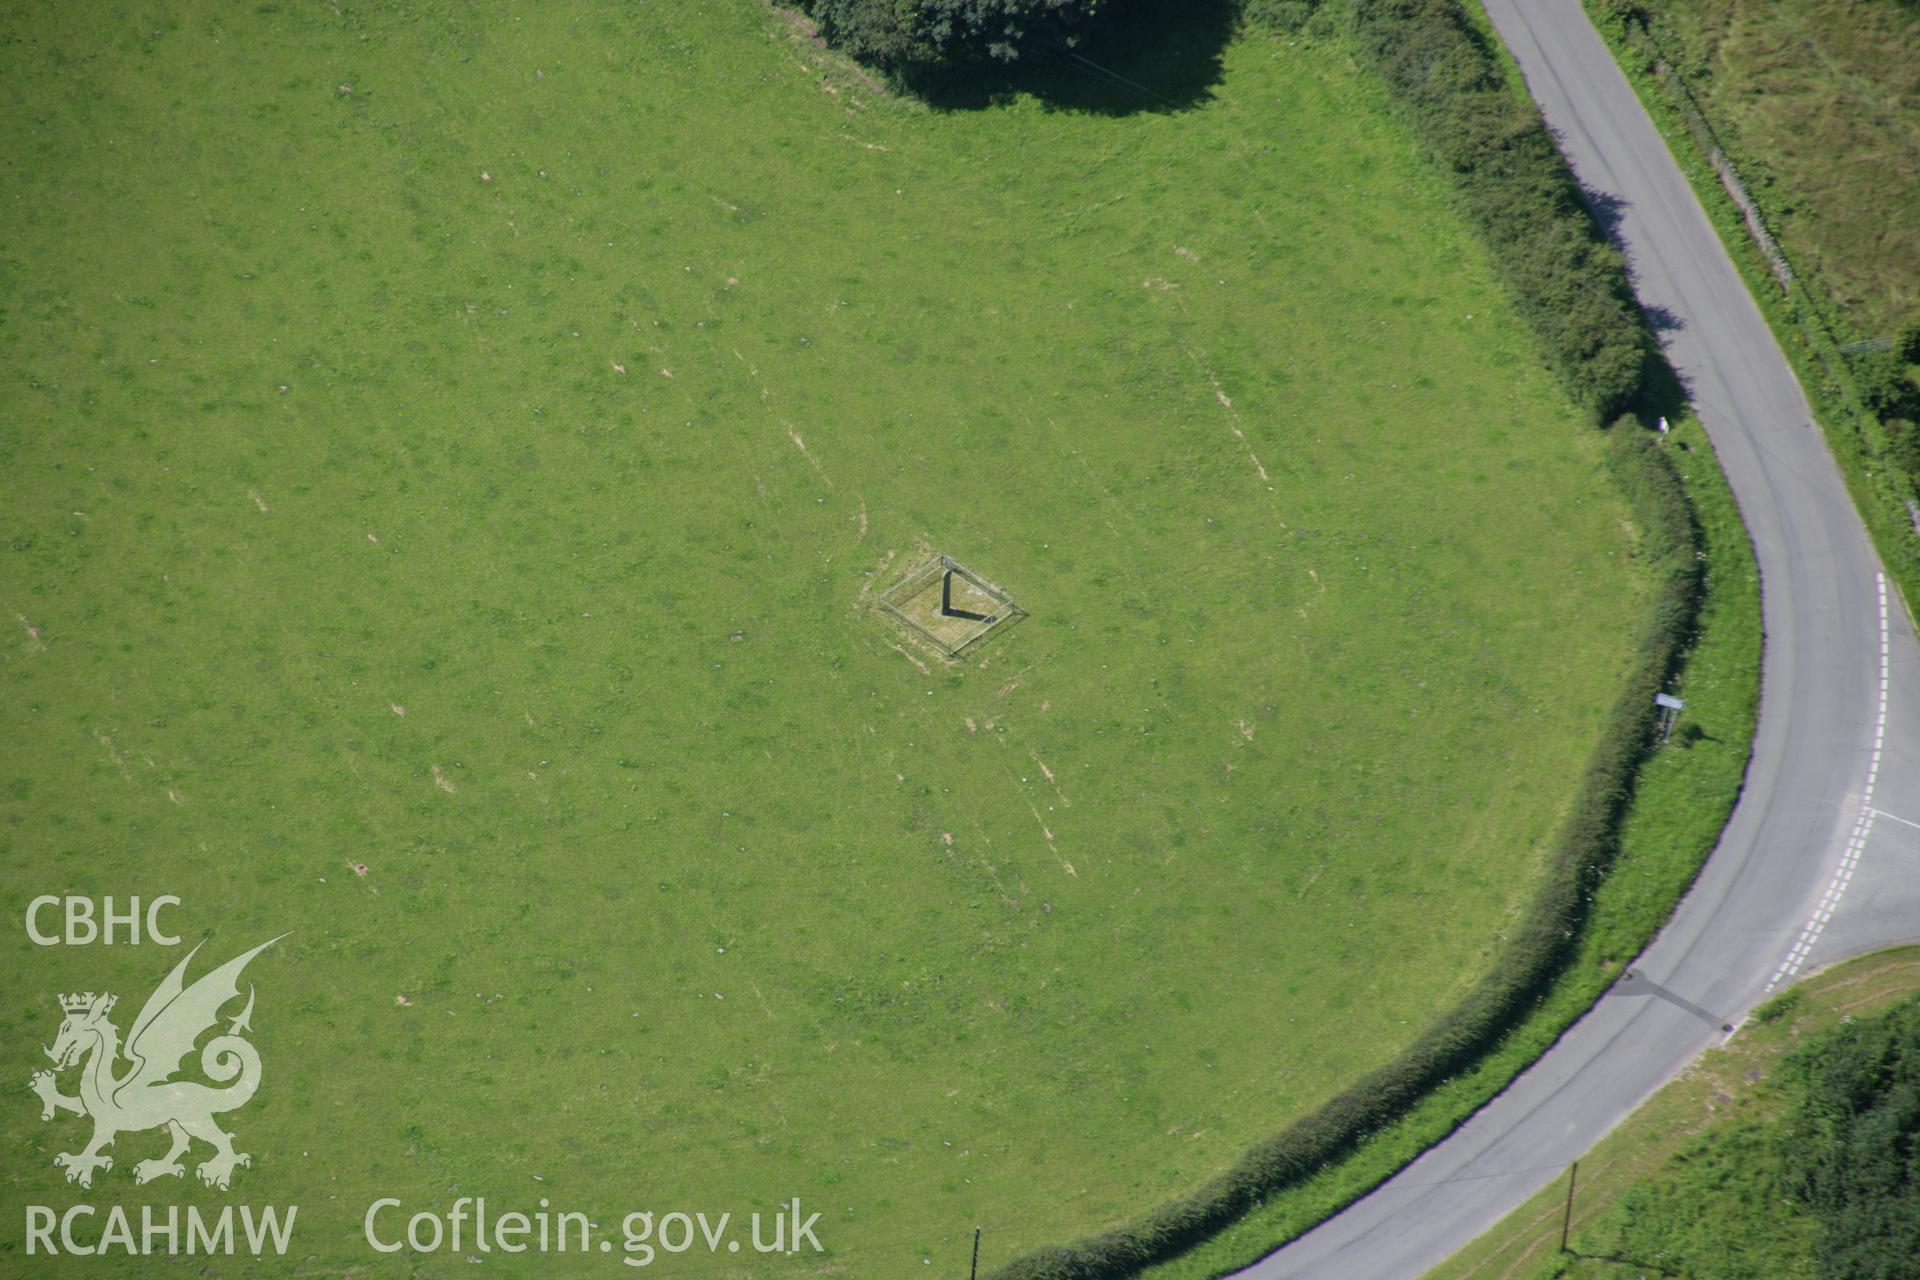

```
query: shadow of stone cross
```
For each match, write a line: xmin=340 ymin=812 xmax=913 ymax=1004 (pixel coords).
xmin=940 ymin=570 xmax=993 ymax=622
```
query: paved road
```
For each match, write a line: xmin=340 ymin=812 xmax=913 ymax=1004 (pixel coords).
xmin=1239 ymin=1 xmax=1920 ymax=1275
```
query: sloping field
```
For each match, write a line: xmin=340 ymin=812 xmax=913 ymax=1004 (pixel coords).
xmin=1 ymin=2 xmax=1648 ymax=1272
xmin=1635 ymin=0 xmax=1920 ymax=342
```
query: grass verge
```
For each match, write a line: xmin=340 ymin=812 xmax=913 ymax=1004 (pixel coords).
xmin=1423 ymin=945 xmax=1920 ymax=1280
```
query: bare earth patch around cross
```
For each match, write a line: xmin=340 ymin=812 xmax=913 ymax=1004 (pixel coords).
xmin=876 ymin=555 xmax=1022 ymax=658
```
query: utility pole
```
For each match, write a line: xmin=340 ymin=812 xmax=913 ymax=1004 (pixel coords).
xmin=1559 ymin=1160 xmax=1580 ymax=1254
xmin=970 ymin=1226 xmax=981 ymax=1280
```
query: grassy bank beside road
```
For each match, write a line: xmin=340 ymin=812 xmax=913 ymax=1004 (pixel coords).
xmin=1426 ymin=946 xmax=1920 ymax=1280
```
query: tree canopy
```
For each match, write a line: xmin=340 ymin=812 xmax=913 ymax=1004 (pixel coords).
xmin=802 ymin=0 xmax=1105 ymax=71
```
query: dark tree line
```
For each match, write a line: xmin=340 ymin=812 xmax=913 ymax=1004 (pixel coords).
xmin=798 ymin=0 xmax=1106 ymax=71
xmin=1783 ymin=996 xmax=1920 ymax=1278
xmin=1347 ymin=0 xmax=1650 ymax=422
xmin=1853 ymin=327 xmax=1920 ymax=485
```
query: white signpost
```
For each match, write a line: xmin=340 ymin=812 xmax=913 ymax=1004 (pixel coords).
xmin=1655 ymin=692 xmax=1685 ymax=742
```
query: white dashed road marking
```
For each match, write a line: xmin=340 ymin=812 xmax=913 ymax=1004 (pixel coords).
xmin=1765 ymin=572 xmax=1891 ymax=992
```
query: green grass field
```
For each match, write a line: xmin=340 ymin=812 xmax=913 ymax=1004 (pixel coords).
xmin=3 ymin=2 xmax=1654 ymax=1273
xmin=1130 ymin=394 xmax=1762 ymax=1278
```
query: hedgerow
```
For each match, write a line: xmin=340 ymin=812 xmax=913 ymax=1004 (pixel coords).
xmin=1780 ymin=997 xmax=1920 ymax=1275
xmin=780 ymin=2 xmax=1689 ymax=1272
xmin=1346 ymin=0 xmax=1651 ymax=422
xmin=801 ymin=0 xmax=1650 ymax=420
xmin=982 ymin=4 xmax=1693 ymax=1274
xmin=990 ymin=426 xmax=1702 ymax=1278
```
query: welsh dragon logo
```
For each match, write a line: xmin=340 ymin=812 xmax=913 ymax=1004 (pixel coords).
xmin=29 ymin=936 xmax=283 ymax=1190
